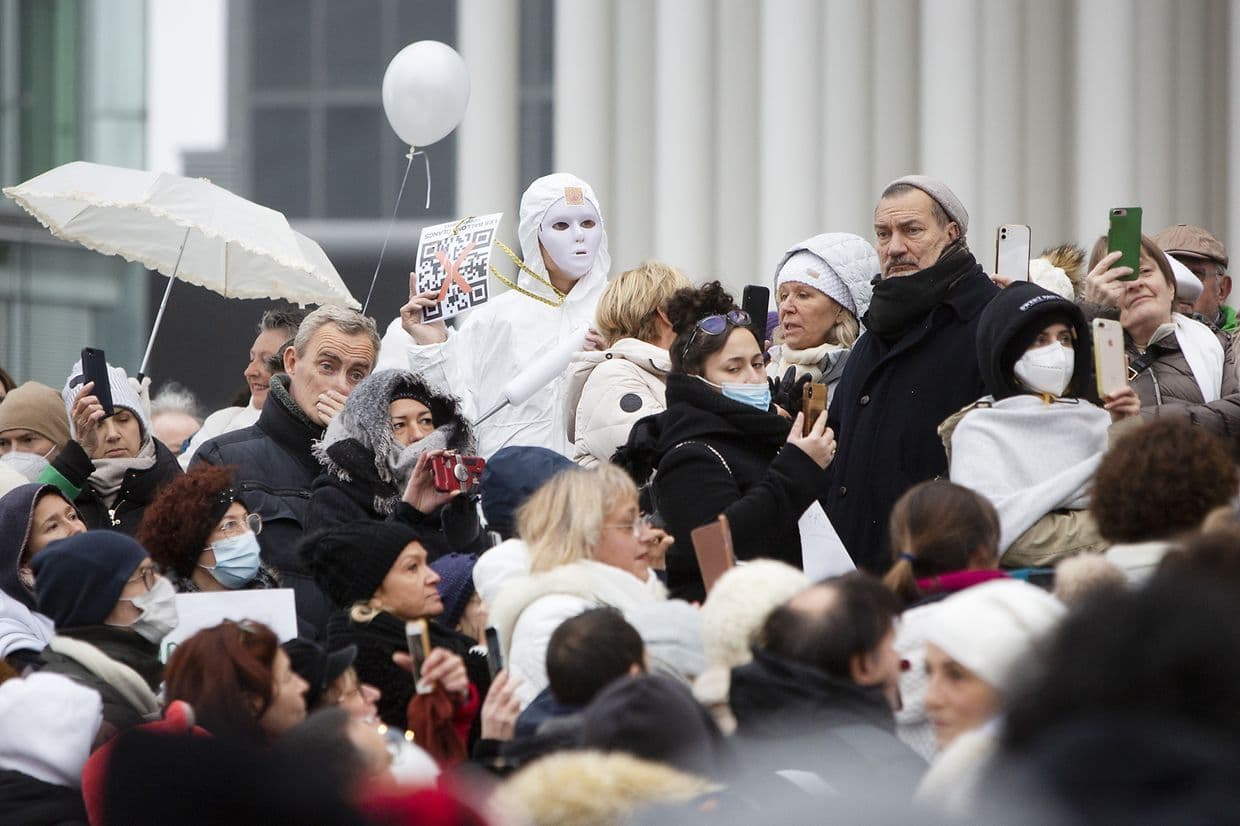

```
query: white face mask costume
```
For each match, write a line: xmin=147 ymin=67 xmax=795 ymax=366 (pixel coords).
xmin=1014 ymin=341 xmax=1075 ymax=397
xmin=538 ymin=195 xmax=603 ymax=280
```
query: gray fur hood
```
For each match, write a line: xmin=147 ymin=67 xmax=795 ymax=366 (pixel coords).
xmin=314 ymin=369 xmax=476 ymax=485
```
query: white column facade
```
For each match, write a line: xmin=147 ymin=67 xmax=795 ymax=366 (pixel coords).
xmin=453 ymin=1 xmax=1236 ymax=299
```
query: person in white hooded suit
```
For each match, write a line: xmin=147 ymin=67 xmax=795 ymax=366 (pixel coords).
xmin=379 ymin=173 xmax=611 ymax=458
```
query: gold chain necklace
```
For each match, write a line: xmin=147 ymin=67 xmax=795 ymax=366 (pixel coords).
xmin=447 ymin=216 xmax=567 ymax=309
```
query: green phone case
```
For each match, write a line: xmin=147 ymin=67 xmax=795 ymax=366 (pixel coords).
xmin=1107 ymin=207 xmax=1143 ymax=281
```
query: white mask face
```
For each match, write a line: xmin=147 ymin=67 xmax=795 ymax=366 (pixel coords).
xmin=1013 ymin=341 xmax=1075 ymax=397
xmin=538 ymin=195 xmax=602 ymax=280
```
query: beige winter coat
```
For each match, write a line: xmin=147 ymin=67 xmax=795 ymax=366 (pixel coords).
xmin=564 ymin=338 xmax=671 ymax=467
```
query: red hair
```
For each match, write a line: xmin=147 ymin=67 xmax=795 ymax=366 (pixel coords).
xmin=163 ymin=620 xmax=280 ymax=744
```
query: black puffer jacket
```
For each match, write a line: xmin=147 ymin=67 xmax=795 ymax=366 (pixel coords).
xmin=306 ymin=370 xmax=484 ymax=560
xmin=192 ymin=376 xmax=331 ymax=635
xmin=824 ymin=252 xmax=998 ymax=574
xmin=42 ymin=439 xmax=182 ymax=536
xmin=621 ymin=373 xmax=828 ymax=603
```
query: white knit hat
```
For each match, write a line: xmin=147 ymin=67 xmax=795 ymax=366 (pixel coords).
xmin=773 ymin=233 xmax=879 ymax=320
xmin=61 ymin=358 xmax=152 ymax=439
xmin=923 ymin=579 xmax=1065 ymax=696
xmin=0 ymin=671 xmax=102 ymax=787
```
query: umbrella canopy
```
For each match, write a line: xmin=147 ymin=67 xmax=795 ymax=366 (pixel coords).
xmin=3 ymin=161 xmax=360 ymax=309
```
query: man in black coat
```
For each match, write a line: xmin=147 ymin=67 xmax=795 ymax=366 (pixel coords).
xmin=729 ymin=575 xmax=924 ymax=799
xmin=825 ymin=175 xmax=998 ymax=574
xmin=192 ymin=306 xmax=380 ymax=635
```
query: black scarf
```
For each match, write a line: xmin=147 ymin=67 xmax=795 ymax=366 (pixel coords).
xmin=862 ymin=243 xmax=976 ymax=342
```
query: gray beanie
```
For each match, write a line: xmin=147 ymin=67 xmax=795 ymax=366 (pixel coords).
xmin=885 ymin=174 xmax=969 ymax=238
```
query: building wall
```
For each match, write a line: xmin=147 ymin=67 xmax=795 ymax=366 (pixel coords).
xmin=459 ymin=0 xmax=1239 ymax=305
xmin=0 ymin=0 xmax=148 ymax=387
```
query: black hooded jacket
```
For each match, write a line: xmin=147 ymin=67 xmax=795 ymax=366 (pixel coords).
xmin=974 ymin=281 xmax=1096 ymax=402
xmin=621 ymin=373 xmax=829 ymax=602
xmin=44 ymin=438 xmax=182 ymax=537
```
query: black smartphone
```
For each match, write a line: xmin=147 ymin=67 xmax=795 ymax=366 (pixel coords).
xmin=741 ymin=285 xmax=770 ymax=351
xmin=484 ymin=626 xmax=503 ymax=679
xmin=80 ymin=347 xmax=115 ymax=417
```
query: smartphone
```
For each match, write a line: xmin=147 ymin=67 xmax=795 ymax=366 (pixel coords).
xmin=691 ymin=514 xmax=736 ymax=595
xmin=484 ymin=626 xmax=503 ymax=679
xmin=802 ymin=382 xmax=828 ymax=436
xmin=741 ymin=285 xmax=771 ymax=350
xmin=80 ymin=347 xmax=115 ymax=417
xmin=1092 ymin=318 xmax=1127 ymax=397
xmin=405 ymin=618 xmax=434 ymax=695
xmin=995 ymin=224 xmax=1031 ymax=281
xmin=1107 ymin=207 xmax=1143 ymax=282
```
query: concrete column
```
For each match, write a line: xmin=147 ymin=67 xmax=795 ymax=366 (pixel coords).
xmin=652 ymin=0 xmax=716 ymax=281
xmin=456 ymin=0 xmax=519 ymax=236
xmin=714 ymin=0 xmax=761 ymax=291
xmin=1074 ymin=0 xmax=1138 ymax=246
xmin=977 ymin=0 xmax=1025 ymax=258
xmin=1134 ymin=0 xmax=1176 ymax=233
xmin=821 ymin=0 xmax=873 ymax=238
xmin=610 ymin=0 xmax=655 ymax=274
xmin=554 ymin=0 xmax=614 ymax=210
xmin=758 ymin=0 xmax=821 ymax=284
xmin=919 ymin=0 xmax=980 ymax=241
xmin=1022 ymin=0 xmax=1071 ymax=247
xmin=868 ymin=0 xmax=919 ymax=191
xmin=1170 ymin=0 xmax=1208 ymax=224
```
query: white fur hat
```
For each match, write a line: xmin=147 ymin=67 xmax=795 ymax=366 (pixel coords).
xmin=700 ymin=560 xmax=810 ymax=669
xmin=923 ymin=579 xmax=1065 ymax=696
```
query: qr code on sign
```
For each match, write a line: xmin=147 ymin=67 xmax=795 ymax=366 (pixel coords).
xmin=414 ymin=212 xmax=503 ymax=322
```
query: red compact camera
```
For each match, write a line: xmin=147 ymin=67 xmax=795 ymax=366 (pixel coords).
xmin=431 ymin=452 xmax=486 ymax=494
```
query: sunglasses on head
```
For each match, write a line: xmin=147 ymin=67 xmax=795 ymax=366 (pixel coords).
xmin=681 ymin=310 xmax=751 ymax=360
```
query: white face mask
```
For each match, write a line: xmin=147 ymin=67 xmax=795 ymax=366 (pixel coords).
xmin=1013 ymin=341 xmax=1075 ymax=397
xmin=0 ymin=449 xmax=50 ymax=481
xmin=120 ymin=576 xmax=180 ymax=644
xmin=538 ymin=196 xmax=602 ymax=280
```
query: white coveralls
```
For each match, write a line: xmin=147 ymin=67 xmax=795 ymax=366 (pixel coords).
xmin=377 ymin=173 xmax=611 ymax=458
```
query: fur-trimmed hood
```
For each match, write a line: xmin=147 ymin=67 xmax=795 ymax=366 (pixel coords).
xmin=314 ymin=369 xmax=476 ymax=487
xmin=489 ymin=559 xmax=666 ymax=655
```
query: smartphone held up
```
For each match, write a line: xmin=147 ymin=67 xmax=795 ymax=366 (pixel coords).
xmin=994 ymin=224 xmax=1031 ymax=282
xmin=1107 ymin=207 xmax=1143 ymax=281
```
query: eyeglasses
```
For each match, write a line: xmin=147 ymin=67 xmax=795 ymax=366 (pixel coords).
xmin=681 ymin=310 xmax=751 ymax=360
xmin=605 ymin=514 xmax=656 ymax=539
xmin=128 ymin=565 xmax=157 ymax=592
xmin=216 ymin=512 xmax=263 ymax=539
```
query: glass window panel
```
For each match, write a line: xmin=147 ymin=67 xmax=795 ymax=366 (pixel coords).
xmin=253 ymin=0 xmax=311 ymax=90
xmin=325 ymin=0 xmax=381 ymax=90
xmin=252 ymin=107 xmax=311 ymax=218
xmin=325 ymin=105 xmax=382 ymax=217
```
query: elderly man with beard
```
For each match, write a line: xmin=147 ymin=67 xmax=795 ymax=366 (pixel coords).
xmin=823 ymin=176 xmax=999 ymax=575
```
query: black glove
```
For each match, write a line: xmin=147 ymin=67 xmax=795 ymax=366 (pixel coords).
xmin=771 ymin=366 xmax=811 ymax=416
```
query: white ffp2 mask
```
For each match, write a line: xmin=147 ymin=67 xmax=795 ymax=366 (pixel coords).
xmin=1014 ymin=341 xmax=1075 ymax=397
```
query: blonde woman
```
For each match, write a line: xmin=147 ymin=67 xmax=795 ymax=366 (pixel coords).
xmin=564 ymin=261 xmax=693 ymax=467
xmin=488 ymin=465 xmax=667 ymax=708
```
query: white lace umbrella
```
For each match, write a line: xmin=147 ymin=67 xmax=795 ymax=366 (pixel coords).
xmin=3 ymin=161 xmax=360 ymax=374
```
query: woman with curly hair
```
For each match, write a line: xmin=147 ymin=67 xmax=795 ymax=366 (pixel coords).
xmin=1092 ymin=418 xmax=1239 ymax=581
xmin=618 ymin=281 xmax=837 ymax=601
xmin=163 ymin=619 xmax=308 ymax=745
xmin=137 ymin=464 xmax=280 ymax=593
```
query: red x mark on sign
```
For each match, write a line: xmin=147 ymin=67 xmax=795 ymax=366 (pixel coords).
xmin=435 ymin=241 xmax=478 ymax=303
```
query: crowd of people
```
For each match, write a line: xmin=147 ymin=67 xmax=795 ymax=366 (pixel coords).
xmin=2 ymin=170 xmax=1240 ymax=824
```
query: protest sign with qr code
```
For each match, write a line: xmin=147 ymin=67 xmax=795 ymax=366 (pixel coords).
xmin=414 ymin=213 xmax=503 ymax=322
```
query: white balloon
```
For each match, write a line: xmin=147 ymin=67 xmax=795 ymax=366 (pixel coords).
xmin=381 ymin=41 xmax=471 ymax=148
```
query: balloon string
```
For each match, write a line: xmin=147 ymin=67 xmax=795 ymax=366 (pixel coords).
xmin=362 ymin=147 xmax=418 ymax=315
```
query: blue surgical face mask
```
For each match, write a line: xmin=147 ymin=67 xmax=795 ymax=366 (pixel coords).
xmin=200 ymin=532 xmax=262 ymax=589
xmin=721 ymin=382 xmax=772 ymax=411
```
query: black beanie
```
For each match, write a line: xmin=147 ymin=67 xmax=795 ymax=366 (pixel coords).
xmin=301 ymin=521 xmax=422 ymax=608
xmin=974 ymin=281 xmax=1094 ymax=401
xmin=578 ymin=674 xmax=730 ymax=779
xmin=32 ymin=531 xmax=149 ymax=628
